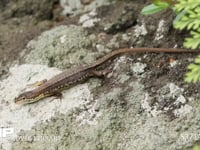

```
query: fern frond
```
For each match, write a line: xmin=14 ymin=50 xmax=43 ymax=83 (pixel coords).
xmin=173 ymin=0 xmax=200 ymax=50
xmin=184 ymin=30 xmax=200 ymax=49
xmin=185 ymin=55 xmax=200 ymax=83
xmin=174 ymin=0 xmax=200 ymax=12
xmin=174 ymin=7 xmax=200 ymax=30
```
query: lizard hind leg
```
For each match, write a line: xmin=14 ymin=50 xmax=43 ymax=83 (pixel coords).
xmin=90 ymin=69 xmax=111 ymax=78
xmin=50 ymin=91 xmax=63 ymax=103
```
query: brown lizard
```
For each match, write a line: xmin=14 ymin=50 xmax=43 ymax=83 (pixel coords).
xmin=14 ymin=47 xmax=199 ymax=104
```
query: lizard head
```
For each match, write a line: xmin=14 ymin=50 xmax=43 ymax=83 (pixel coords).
xmin=14 ymin=91 xmax=46 ymax=104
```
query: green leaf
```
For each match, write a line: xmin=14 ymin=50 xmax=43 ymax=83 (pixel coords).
xmin=153 ymin=0 xmax=170 ymax=8
xmin=141 ymin=3 xmax=169 ymax=15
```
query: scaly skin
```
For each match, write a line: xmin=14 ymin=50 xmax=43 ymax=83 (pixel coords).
xmin=14 ymin=47 xmax=199 ymax=104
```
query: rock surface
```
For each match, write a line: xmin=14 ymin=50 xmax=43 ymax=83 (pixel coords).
xmin=0 ymin=0 xmax=199 ymax=150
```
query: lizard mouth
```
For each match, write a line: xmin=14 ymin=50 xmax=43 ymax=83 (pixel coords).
xmin=15 ymin=93 xmax=48 ymax=104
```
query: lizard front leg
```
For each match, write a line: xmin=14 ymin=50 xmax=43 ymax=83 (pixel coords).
xmin=90 ymin=69 xmax=110 ymax=77
xmin=27 ymin=79 xmax=48 ymax=87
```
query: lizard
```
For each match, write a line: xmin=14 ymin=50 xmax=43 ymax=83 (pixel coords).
xmin=14 ymin=47 xmax=200 ymax=104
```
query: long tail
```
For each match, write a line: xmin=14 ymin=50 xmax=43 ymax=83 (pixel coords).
xmin=91 ymin=47 xmax=199 ymax=68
